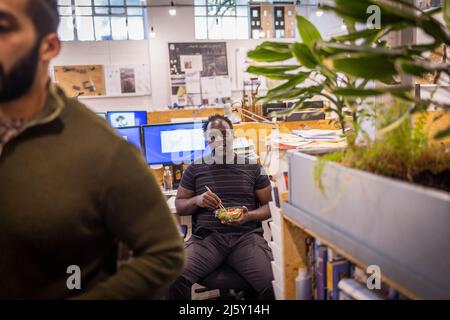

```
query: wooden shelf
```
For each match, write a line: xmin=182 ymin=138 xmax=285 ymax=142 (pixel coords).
xmin=147 ymin=107 xmax=225 ymax=124
xmin=280 ymin=213 xmax=419 ymax=300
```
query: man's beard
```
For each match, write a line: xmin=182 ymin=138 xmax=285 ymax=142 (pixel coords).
xmin=0 ymin=40 xmax=41 ymax=103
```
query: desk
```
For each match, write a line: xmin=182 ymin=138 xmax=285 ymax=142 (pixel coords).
xmin=149 ymin=119 xmax=340 ymax=184
xmin=165 ymin=191 xmax=193 ymax=240
xmin=148 ymin=107 xmax=224 ymax=124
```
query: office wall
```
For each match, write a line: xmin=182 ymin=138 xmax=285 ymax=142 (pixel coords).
xmin=53 ymin=0 xmax=346 ymax=112
xmin=51 ymin=40 xmax=152 ymax=113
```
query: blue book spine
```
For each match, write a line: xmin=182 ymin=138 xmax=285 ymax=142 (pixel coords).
xmin=332 ymin=260 xmax=350 ymax=300
xmin=316 ymin=246 xmax=328 ymax=300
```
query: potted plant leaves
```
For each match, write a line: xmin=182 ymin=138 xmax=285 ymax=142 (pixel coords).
xmin=248 ymin=0 xmax=450 ymax=299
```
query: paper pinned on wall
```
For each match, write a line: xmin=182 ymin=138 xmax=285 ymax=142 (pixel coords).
xmin=105 ymin=64 xmax=151 ymax=96
xmin=200 ymin=75 xmax=232 ymax=104
xmin=185 ymin=72 xmax=201 ymax=94
xmin=53 ymin=65 xmax=106 ymax=97
xmin=180 ymin=55 xmax=203 ymax=72
xmin=216 ymin=75 xmax=232 ymax=99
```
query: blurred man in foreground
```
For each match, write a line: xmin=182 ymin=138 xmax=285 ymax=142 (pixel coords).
xmin=0 ymin=0 xmax=184 ymax=299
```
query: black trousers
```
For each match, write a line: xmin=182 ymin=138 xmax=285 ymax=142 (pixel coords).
xmin=168 ymin=230 xmax=275 ymax=300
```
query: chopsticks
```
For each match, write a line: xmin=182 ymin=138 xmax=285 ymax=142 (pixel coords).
xmin=205 ymin=185 xmax=226 ymax=210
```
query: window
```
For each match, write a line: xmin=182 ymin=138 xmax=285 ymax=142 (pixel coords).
xmin=57 ymin=0 xmax=147 ymax=41
xmin=194 ymin=0 xmax=249 ymax=39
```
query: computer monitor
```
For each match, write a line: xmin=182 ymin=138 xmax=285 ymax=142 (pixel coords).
xmin=96 ymin=112 xmax=107 ymax=120
xmin=116 ymin=126 xmax=143 ymax=152
xmin=263 ymin=102 xmax=288 ymax=117
xmin=107 ymin=111 xmax=148 ymax=128
xmin=287 ymin=100 xmax=324 ymax=109
xmin=143 ymin=122 xmax=207 ymax=165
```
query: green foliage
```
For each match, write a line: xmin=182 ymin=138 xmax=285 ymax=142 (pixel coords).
xmin=331 ymin=55 xmax=398 ymax=84
xmin=316 ymin=111 xmax=450 ymax=191
xmin=435 ymin=125 xmax=450 ymax=140
xmin=246 ymin=65 xmax=301 ymax=80
xmin=246 ymin=0 xmax=450 ymax=190
xmin=292 ymin=43 xmax=319 ymax=68
xmin=247 ymin=0 xmax=450 ymax=142
xmin=445 ymin=0 xmax=450 ymax=28
xmin=296 ymin=16 xmax=322 ymax=48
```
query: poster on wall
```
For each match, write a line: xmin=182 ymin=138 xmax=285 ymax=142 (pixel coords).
xmin=53 ymin=65 xmax=106 ymax=97
xmin=104 ymin=64 xmax=151 ymax=96
xmin=180 ymin=55 xmax=203 ymax=73
xmin=120 ymin=68 xmax=136 ymax=93
xmin=168 ymin=42 xmax=229 ymax=106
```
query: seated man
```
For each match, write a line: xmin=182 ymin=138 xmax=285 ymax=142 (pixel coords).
xmin=169 ymin=114 xmax=274 ymax=300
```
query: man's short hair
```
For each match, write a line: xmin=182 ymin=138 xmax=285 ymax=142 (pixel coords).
xmin=202 ymin=114 xmax=234 ymax=132
xmin=26 ymin=0 xmax=60 ymax=39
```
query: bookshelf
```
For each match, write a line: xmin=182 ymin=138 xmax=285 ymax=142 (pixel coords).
xmin=279 ymin=151 xmax=450 ymax=300
xmin=280 ymin=212 xmax=419 ymax=300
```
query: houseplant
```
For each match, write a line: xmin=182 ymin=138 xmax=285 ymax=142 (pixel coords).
xmin=248 ymin=0 xmax=450 ymax=299
xmin=247 ymin=0 xmax=450 ymax=191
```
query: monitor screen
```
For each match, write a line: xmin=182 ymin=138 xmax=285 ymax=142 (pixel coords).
xmin=263 ymin=102 xmax=287 ymax=116
xmin=143 ymin=122 xmax=207 ymax=165
xmin=96 ymin=112 xmax=107 ymax=120
xmin=116 ymin=126 xmax=143 ymax=151
xmin=107 ymin=111 xmax=148 ymax=128
xmin=288 ymin=100 xmax=324 ymax=109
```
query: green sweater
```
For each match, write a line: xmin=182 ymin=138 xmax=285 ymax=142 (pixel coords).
xmin=0 ymin=84 xmax=184 ymax=299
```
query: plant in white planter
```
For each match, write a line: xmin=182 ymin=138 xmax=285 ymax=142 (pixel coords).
xmin=247 ymin=0 xmax=450 ymax=192
xmin=248 ymin=0 xmax=450 ymax=299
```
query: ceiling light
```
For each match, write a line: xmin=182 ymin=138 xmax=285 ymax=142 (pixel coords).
xmin=169 ymin=2 xmax=176 ymax=16
xmin=316 ymin=4 xmax=324 ymax=17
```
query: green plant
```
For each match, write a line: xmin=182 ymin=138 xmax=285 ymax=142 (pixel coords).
xmin=247 ymin=0 xmax=450 ymax=142
xmin=247 ymin=0 xmax=450 ymax=191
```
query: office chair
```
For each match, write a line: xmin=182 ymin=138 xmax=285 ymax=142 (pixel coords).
xmin=178 ymin=224 xmax=257 ymax=300
xmin=195 ymin=265 xmax=257 ymax=300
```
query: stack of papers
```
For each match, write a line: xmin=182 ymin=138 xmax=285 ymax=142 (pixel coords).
xmin=292 ymin=129 xmax=345 ymax=142
xmin=268 ymin=130 xmax=347 ymax=154
xmin=269 ymin=132 xmax=304 ymax=144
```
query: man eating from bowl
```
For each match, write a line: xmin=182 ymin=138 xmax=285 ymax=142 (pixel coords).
xmin=169 ymin=114 xmax=274 ymax=300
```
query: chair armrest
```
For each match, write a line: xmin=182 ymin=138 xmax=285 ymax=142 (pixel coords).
xmin=178 ymin=224 xmax=188 ymax=239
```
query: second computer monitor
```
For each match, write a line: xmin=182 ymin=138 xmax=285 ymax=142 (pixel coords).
xmin=96 ymin=112 xmax=107 ymax=120
xmin=143 ymin=122 xmax=207 ymax=165
xmin=116 ymin=126 xmax=143 ymax=152
xmin=107 ymin=111 xmax=148 ymax=128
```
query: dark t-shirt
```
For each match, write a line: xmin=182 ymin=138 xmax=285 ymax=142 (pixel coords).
xmin=180 ymin=155 xmax=271 ymax=234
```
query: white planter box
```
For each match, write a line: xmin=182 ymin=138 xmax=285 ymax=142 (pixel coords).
xmin=285 ymin=151 xmax=450 ymax=299
xmin=269 ymin=221 xmax=282 ymax=247
xmin=271 ymin=261 xmax=284 ymax=289
xmin=272 ymin=280 xmax=285 ymax=300
xmin=270 ymin=240 xmax=283 ymax=266
xmin=269 ymin=201 xmax=282 ymax=226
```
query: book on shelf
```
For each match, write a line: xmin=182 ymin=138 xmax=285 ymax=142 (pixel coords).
xmin=271 ymin=183 xmax=281 ymax=208
xmin=327 ymin=259 xmax=350 ymax=300
xmin=316 ymin=246 xmax=328 ymax=300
